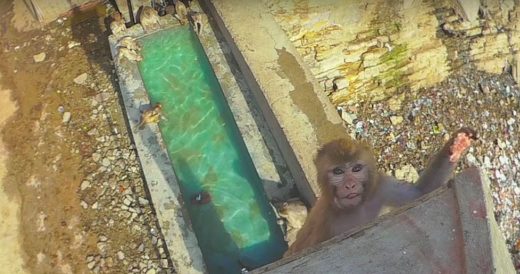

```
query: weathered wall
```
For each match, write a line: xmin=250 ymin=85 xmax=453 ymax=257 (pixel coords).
xmin=264 ymin=0 xmax=450 ymax=105
xmin=263 ymin=0 xmax=520 ymax=108
xmin=23 ymin=0 xmax=98 ymax=22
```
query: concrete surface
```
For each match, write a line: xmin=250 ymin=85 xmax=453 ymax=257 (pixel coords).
xmin=109 ymin=17 xmax=206 ymax=274
xmin=202 ymin=0 xmax=348 ymax=204
xmin=254 ymin=168 xmax=515 ymax=273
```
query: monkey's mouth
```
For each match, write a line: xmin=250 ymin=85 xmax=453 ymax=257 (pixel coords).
xmin=344 ymin=193 xmax=361 ymax=199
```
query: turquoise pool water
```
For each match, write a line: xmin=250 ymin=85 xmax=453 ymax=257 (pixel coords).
xmin=138 ymin=27 xmax=286 ymax=273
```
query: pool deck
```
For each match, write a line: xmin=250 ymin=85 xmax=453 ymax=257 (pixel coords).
xmin=200 ymin=0 xmax=348 ymax=204
xmin=109 ymin=6 xmax=300 ymax=273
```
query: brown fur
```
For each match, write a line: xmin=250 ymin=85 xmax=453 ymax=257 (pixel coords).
xmin=285 ymin=128 xmax=476 ymax=257
xmin=285 ymin=138 xmax=378 ymax=256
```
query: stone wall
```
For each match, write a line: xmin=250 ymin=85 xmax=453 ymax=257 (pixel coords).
xmin=263 ymin=0 xmax=520 ymax=108
xmin=264 ymin=0 xmax=450 ymax=106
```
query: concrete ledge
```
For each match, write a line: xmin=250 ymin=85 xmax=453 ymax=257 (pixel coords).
xmin=254 ymin=168 xmax=515 ymax=273
xmin=108 ymin=16 xmax=206 ymax=274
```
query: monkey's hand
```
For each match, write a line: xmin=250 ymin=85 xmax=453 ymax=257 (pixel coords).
xmin=449 ymin=128 xmax=477 ymax=163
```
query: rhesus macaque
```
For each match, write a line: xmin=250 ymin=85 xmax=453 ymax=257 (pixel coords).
xmin=190 ymin=11 xmax=203 ymax=35
xmin=110 ymin=11 xmax=126 ymax=37
xmin=117 ymin=36 xmax=141 ymax=52
xmin=117 ymin=47 xmax=143 ymax=63
xmin=278 ymin=199 xmax=308 ymax=246
xmin=116 ymin=36 xmax=142 ymax=63
xmin=135 ymin=103 xmax=163 ymax=130
xmin=284 ymin=128 xmax=476 ymax=256
xmin=139 ymin=6 xmax=161 ymax=32
xmin=174 ymin=1 xmax=189 ymax=25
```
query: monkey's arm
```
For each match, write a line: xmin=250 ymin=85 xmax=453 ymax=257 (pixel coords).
xmin=415 ymin=128 xmax=476 ymax=194
xmin=284 ymin=199 xmax=329 ymax=257
xmin=379 ymin=177 xmax=420 ymax=207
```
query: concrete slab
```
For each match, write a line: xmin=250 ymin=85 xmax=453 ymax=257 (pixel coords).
xmin=254 ymin=168 xmax=515 ymax=273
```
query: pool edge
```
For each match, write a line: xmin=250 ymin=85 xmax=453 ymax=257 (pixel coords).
xmin=108 ymin=17 xmax=207 ymax=274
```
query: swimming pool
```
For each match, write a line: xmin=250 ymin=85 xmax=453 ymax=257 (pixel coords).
xmin=138 ymin=26 xmax=286 ymax=273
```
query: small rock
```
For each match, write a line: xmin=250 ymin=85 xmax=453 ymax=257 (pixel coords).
xmin=92 ymin=202 xmax=98 ymax=210
xmin=138 ymin=243 xmax=144 ymax=252
xmin=513 ymin=187 xmax=520 ymax=195
xmin=499 ymin=155 xmax=509 ymax=166
xmin=87 ymin=260 xmax=96 ymax=270
xmin=92 ymin=153 xmax=101 ymax=162
xmin=160 ymin=259 xmax=169 ymax=268
xmin=97 ymin=242 xmax=107 ymax=253
xmin=117 ymin=251 xmax=125 ymax=260
xmin=74 ymin=73 xmax=88 ymax=85
xmin=80 ymin=180 xmax=91 ymax=191
xmin=86 ymin=255 xmax=95 ymax=263
xmin=106 ymin=257 xmax=114 ymax=268
xmin=99 ymin=235 xmax=108 ymax=242
xmin=123 ymin=197 xmax=132 ymax=206
xmin=483 ymin=156 xmax=492 ymax=169
xmin=466 ymin=153 xmax=477 ymax=165
xmin=390 ymin=116 xmax=404 ymax=125
xmin=497 ymin=139 xmax=506 ymax=150
xmin=33 ymin=52 xmax=46 ymax=63
xmin=341 ymin=112 xmax=357 ymax=125
xmin=138 ymin=197 xmax=149 ymax=206
xmin=58 ymin=106 xmax=65 ymax=113
xmin=88 ymin=128 xmax=99 ymax=136
xmin=102 ymin=158 xmax=110 ymax=167
xmin=62 ymin=112 xmax=71 ymax=124
xmin=68 ymin=41 xmax=81 ymax=49
xmin=395 ymin=164 xmax=419 ymax=182
xmin=80 ymin=201 xmax=89 ymax=209
xmin=146 ymin=269 xmax=156 ymax=274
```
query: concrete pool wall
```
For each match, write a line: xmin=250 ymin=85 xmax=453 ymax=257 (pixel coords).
xmin=108 ymin=17 xmax=206 ymax=274
xmin=109 ymin=4 xmax=303 ymax=272
xmin=200 ymin=0 xmax=349 ymax=205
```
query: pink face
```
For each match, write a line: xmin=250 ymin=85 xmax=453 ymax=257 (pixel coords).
xmin=328 ymin=161 xmax=369 ymax=209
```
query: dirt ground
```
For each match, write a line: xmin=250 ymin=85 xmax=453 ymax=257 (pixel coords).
xmin=0 ymin=1 xmax=169 ymax=274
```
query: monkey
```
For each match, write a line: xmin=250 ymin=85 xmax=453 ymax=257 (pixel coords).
xmin=135 ymin=103 xmax=163 ymax=130
xmin=278 ymin=199 xmax=308 ymax=246
xmin=117 ymin=36 xmax=141 ymax=52
xmin=284 ymin=128 xmax=477 ymax=256
xmin=190 ymin=11 xmax=203 ymax=35
xmin=139 ymin=6 xmax=161 ymax=32
xmin=164 ymin=4 xmax=176 ymax=16
xmin=174 ymin=1 xmax=189 ymax=25
xmin=109 ymin=11 xmax=127 ymax=37
xmin=117 ymin=47 xmax=143 ymax=63
xmin=116 ymin=36 xmax=142 ymax=63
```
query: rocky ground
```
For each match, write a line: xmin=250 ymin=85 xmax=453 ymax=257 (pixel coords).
xmin=0 ymin=2 xmax=172 ymax=274
xmin=341 ymin=69 xmax=520 ymax=269
xmin=1 ymin=0 xmax=519 ymax=273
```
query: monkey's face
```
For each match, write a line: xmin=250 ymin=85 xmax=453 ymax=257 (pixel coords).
xmin=328 ymin=160 xmax=370 ymax=209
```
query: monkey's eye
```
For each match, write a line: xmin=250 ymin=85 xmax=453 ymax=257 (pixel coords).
xmin=352 ymin=164 xmax=363 ymax=172
xmin=332 ymin=167 xmax=344 ymax=175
